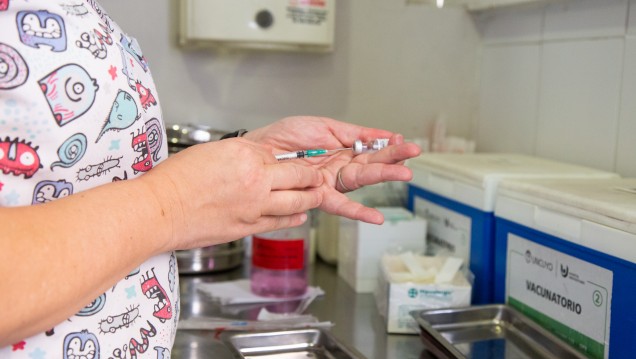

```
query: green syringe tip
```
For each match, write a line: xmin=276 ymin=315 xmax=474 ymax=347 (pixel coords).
xmin=305 ymin=149 xmax=328 ymax=157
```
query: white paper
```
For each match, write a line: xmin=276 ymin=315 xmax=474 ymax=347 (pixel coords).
xmin=435 ymin=257 xmax=464 ymax=284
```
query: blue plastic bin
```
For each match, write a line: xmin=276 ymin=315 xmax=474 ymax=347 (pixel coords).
xmin=407 ymin=153 xmax=617 ymax=304
xmin=494 ymin=177 xmax=636 ymax=359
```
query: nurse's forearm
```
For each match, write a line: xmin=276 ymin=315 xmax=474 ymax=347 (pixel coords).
xmin=0 ymin=178 xmax=173 ymax=346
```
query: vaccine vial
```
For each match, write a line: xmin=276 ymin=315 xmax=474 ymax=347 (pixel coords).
xmin=352 ymin=138 xmax=389 ymax=154
xmin=250 ymin=219 xmax=310 ymax=298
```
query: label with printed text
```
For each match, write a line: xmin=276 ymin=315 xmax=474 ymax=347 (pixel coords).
xmin=506 ymin=234 xmax=612 ymax=359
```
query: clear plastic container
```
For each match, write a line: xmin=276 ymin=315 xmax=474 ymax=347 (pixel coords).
xmin=250 ymin=219 xmax=310 ymax=298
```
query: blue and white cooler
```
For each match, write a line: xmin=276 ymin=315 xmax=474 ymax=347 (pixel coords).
xmin=407 ymin=153 xmax=618 ymax=304
xmin=494 ymin=177 xmax=636 ymax=359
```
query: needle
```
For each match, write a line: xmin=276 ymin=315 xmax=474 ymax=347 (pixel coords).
xmin=275 ymin=148 xmax=350 ymax=161
xmin=274 ymin=139 xmax=390 ymax=161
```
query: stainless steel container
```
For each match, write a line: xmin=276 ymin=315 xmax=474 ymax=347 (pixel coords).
xmin=175 ymin=240 xmax=245 ymax=274
xmin=167 ymin=123 xmax=245 ymax=274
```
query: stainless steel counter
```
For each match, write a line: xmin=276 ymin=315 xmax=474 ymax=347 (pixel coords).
xmin=173 ymin=259 xmax=434 ymax=359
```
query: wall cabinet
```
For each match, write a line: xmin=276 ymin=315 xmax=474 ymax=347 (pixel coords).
xmin=407 ymin=0 xmax=551 ymax=11
xmin=463 ymin=0 xmax=547 ymax=10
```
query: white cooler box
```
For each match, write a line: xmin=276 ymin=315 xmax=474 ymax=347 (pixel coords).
xmin=407 ymin=153 xmax=618 ymax=304
xmin=494 ymin=177 xmax=636 ymax=359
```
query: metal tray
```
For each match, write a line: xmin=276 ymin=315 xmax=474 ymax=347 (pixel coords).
xmin=224 ymin=328 xmax=366 ymax=358
xmin=411 ymin=304 xmax=588 ymax=359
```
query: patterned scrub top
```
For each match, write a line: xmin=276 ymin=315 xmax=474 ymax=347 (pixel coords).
xmin=0 ymin=0 xmax=179 ymax=358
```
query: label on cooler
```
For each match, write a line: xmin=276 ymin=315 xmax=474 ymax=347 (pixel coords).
xmin=252 ymin=236 xmax=305 ymax=270
xmin=506 ymin=234 xmax=612 ymax=359
xmin=413 ymin=197 xmax=471 ymax=262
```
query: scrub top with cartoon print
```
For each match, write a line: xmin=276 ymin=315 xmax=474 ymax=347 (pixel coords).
xmin=0 ymin=0 xmax=179 ymax=358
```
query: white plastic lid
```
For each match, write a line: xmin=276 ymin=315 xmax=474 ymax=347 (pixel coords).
xmin=497 ymin=177 xmax=636 ymax=235
xmin=408 ymin=153 xmax=618 ymax=211
xmin=409 ymin=153 xmax=617 ymax=186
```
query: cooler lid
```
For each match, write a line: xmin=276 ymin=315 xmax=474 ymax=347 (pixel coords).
xmin=498 ymin=177 xmax=636 ymax=235
xmin=409 ymin=153 xmax=617 ymax=187
xmin=408 ymin=153 xmax=618 ymax=212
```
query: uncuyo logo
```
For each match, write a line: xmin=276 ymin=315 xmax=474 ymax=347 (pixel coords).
xmin=524 ymin=249 xmax=554 ymax=272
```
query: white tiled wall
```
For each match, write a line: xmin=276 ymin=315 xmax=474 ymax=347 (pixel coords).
xmin=535 ymin=39 xmax=622 ymax=171
xmin=475 ymin=0 xmax=636 ymax=175
xmin=477 ymin=44 xmax=540 ymax=153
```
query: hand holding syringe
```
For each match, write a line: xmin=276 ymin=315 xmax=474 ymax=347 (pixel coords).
xmin=275 ymin=139 xmax=390 ymax=161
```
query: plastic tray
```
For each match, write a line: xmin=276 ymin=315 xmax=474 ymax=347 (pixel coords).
xmin=224 ymin=328 xmax=366 ymax=358
xmin=411 ymin=304 xmax=588 ymax=359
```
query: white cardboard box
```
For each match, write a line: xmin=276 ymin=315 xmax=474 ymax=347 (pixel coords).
xmin=375 ymin=254 xmax=472 ymax=334
xmin=337 ymin=207 xmax=427 ymax=293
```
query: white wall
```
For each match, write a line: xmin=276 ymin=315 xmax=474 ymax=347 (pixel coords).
xmin=99 ymin=0 xmax=481 ymax=139
xmin=474 ymin=0 xmax=636 ymax=176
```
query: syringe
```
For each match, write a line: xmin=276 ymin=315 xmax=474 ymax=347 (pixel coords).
xmin=275 ymin=139 xmax=389 ymax=161
xmin=275 ymin=148 xmax=345 ymax=161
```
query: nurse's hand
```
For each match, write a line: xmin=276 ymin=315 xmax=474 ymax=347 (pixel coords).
xmin=244 ymin=116 xmax=421 ymax=224
xmin=142 ymin=138 xmax=323 ymax=250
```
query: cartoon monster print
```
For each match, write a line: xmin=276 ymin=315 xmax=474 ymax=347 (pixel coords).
xmin=120 ymin=34 xmax=148 ymax=73
xmin=134 ymin=81 xmax=156 ymax=111
xmin=140 ymin=268 xmax=172 ymax=323
xmin=76 ymin=23 xmax=113 ymax=59
xmin=51 ymin=133 xmax=87 ymax=170
xmin=31 ymin=179 xmax=73 ymax=205
xmin=145 ymin=118 xmax=163 ymax=163
xmin=0 ymin=42 xmax=28 ymax=90
xmin=109 ymin=321 xmax=157 ymax=359
xmin=112 ymin=171 xmax=128 ymax=182
xmin=95 ymin=23 xmax=114 ymax=46
xmin=39 ymin=64 xmax=99 ymax=127
xmin=154 ymin=346 xmax=170 ymax=359
xmin=76 ymin=293 xmax=106 ymax=317
xmin=77 ymin=32 xmax=107 ymax=59
xmin=130 ymin=128 xmax=152 ymax=174
xmin=125 ymin=267 xmax=140 ymax=279
xmin=16 ymin=10 xmax=67 ymax=52
xmin=76 ymin=156 xmax=122 ymax=182
xmin=63 ymin=330 xmax=99 ymax=359
xmin=98 ymin=305 xmax=139 ymax=334
xmin=0 ymin=137 xmax=42 ymax=179
xmin=129 ymin=321 xmax=157 ymax=359
xmin=61 ymin=1 xmax=89 ymax=17
xmin=117 ymin=44 xmax=136 ymax=91
xmin=96 ymin=90 xmax=139 ymax=143
xmin=0 ymin=0 xmax=8 ymax=11
xmin=168 ymin=253 xmax=176 ymax=293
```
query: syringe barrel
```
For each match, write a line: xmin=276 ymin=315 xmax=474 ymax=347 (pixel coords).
xmin=275 ymin=151 xmax=305 ymax=161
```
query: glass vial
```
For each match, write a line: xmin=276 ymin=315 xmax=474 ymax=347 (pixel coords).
xmin=250 ymin=219 xmax=310 ymax=298
xmin=352 ymin=138 xmax=389 ymax=154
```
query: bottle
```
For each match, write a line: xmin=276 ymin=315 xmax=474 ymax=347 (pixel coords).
xmin=250 ymin=219 xmax=310 ymax=298
xmin=352 ymin=138 xmax=389 ymax=154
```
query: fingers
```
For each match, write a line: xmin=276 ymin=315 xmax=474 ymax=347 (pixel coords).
xmin=358 ymin=142 xmax=422 ymax=165
xmin=337 ymin=163 xmax=413 ymax=192
xmin=319 ymin=191 xmax=385 ymax=224
xmin=262 ymin=190 xmax=322 ymax=216
xmin=252 ymin=212 xmax=310 ymax=234
xmin=269 ymin=162 xmax=323 ymax=190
